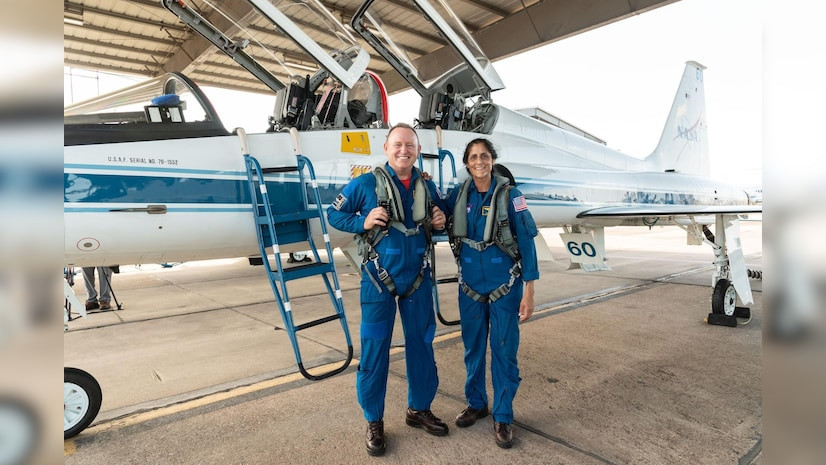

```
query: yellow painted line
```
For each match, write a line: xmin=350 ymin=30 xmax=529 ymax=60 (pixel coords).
xmin=64 ymin=439 xmax=77 ymax=456
xmin=434 ymin=331 xmax=461 ymax=344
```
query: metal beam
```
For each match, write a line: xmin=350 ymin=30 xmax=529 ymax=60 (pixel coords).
xmin=64 ymin=58 xmax=158 ymax=78
xmin=64 ymin=36 xmax=166 ymax=57
xmin=457 ymin=0 xmax=509 ymax=18
xmin=64 ymin=47 xmax=162 ymax=70
xmin=64 ymin=23 xmax=179 ymax=47
xmin=63 ymin=1 xmax=188 ymax=32
xmin=162 ymin=0 xmax=259 ymax=75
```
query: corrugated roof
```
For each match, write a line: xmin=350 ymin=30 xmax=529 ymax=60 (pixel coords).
xmin=64 ymin=0 xmax=677 ymax=95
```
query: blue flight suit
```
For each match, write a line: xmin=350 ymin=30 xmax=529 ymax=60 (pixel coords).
xmin=444 ymin=176 xmax=539 ymax=424
xmin=327 ymin=163 xmax=447 ymax=422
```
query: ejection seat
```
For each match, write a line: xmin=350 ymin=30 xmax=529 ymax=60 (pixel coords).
xmin=344 ymin=72 xmax=387 ymax=128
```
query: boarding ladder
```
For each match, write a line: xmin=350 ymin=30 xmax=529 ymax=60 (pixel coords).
xmin=240 ymin=128 xmax=353 ymax=381
xmin=419 ymin=126 xmax=460 ymax=326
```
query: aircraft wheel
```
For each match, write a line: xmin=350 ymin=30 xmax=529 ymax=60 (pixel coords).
xmin=711 ymin=279 xmax=737 ymax=316
xmin=0 ymin=398 xmax=38 ymax=464
xmin=289 ymin=251 xmax=309 ymax=263
xmin=64 ymin=367 xmax=102 ymax=439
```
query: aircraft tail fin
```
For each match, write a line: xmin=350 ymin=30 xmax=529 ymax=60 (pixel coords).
xmin=645 ymin=61 xmax=710 ymax=176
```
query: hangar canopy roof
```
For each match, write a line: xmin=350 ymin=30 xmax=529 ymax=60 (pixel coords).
xmin=64 ymin=0 xmax=677 ymax=95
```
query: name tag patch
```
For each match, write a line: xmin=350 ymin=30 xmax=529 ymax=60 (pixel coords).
xmin=332 ymin=193 xmax=347 ymax=210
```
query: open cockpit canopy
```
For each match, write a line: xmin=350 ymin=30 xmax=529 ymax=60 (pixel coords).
xmin=162 ymin=0 xmax=369 ymax=92
xmin=162 ymin=0 xmax=386 ymax=131
xmin=350 ymin=0 xmax=504 ymax=131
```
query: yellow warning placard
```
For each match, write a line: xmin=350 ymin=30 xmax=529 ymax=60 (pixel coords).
xmin=350 ymin=164 xmax=372 ymax=179
xmin=341 ymin=131 xmax=371 ymax=155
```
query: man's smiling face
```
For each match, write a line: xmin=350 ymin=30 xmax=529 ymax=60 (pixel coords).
xmin=384 ymin=126 xmax=420 ymax=178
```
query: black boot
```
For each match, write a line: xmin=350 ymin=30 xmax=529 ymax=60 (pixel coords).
xmin=494 ymin=422 xmax=513 ymax=448
xmin=366 ymin=420 xmax=386 ymax=456
xmin=405 ymin=408 xmax=449 ymax=436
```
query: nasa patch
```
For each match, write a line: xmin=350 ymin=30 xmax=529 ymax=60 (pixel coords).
xmin=332 ymin=193 xmax=347 ymax=210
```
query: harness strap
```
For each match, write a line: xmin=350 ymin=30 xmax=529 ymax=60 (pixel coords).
xmin=459 ymin=237 xmax=488 ymax=252
xmin=356 ymin=165 xmax=434 ymax=298
xmin=457 ymin=260 xmax=521 ymax=303
xmin=449 ymin=175 xmax=520 ymax=263
xmin=450 ymin=174 xmax=525 ymax=303
xmin=362 ymin=250 xmax=429 ymax=299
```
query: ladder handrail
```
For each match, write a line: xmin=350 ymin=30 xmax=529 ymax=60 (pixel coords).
xmin=240 ymin=127 xmax=352 ymax=381
xmin=417 ymin=129 xmax=460 ymax=326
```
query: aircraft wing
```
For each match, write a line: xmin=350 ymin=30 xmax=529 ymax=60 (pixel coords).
xmin=577 ymin=204 xmax=762 ymax=219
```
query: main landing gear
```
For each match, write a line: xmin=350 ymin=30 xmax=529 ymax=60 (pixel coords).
xmin=680 ymin=214 xmax=757 ymax=328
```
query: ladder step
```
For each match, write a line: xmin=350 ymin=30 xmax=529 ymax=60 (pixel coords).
xmin=435 ymin=276 xmax=458 ymax=285
xmin=261 ymin=166 xmax=299 ymax=173
xmin=255 ymin=209 xmax=320 ymax=224
xmin=294 ymin=314 xmax=342 ymax=332
xmin=276 ymin=261 xmax=334 ymax=281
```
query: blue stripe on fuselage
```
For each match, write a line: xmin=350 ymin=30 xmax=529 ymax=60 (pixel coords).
xmin=64 ymin=173 xmax=345 ymax=205
xmin=63 ymin=170 xmax=728 ymax=212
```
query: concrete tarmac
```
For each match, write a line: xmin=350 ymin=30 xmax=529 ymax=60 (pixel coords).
xmin=64 ymin=224 xmax=762 ymax=464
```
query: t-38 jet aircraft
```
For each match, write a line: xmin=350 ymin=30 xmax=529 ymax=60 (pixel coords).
xmin=64 ymin=0 xmax=760 ymax=323
xmin=64 ymin=0 xmax=760 ymax=336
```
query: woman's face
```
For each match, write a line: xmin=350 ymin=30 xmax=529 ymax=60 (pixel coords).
xmin=466 ymin=142 xmax=494 ymax=183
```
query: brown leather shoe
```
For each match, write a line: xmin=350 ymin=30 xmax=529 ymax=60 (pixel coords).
xmin=99 ymin=301 xmax=111 ymax=310
xmin=366 ymin=420 xmax=385 ymax=456
xmin=455 ymin=405 xmax=489 ymax=427
xmin=405 ymin=408 xmax=449 ymax=436
xmin=494 ymin=422 xmax=513 ymax=448
xmin=85 ymin=300 xmax=99 ymax=311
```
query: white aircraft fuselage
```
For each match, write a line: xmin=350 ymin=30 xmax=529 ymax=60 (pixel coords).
xmin=64 ymin=103 xmax=747 ymax=267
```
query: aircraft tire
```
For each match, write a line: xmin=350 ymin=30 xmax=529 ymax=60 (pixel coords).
xmin=289 ymin=252 xmax=310 ymax=263
xmin=711 ymin=279 xmax=736 ymax=317
xmin=64 ymin=367 xmax=102 ymax=439
xmin=0 ymin=397 xmax=39 ymax=464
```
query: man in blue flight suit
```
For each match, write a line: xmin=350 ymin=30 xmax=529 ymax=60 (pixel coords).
xmin=327 ymin=123 xmax=449 ymax=457
xmin=444 ymin=138 xmax=539 ymax=449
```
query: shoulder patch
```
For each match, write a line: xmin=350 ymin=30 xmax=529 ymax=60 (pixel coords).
xmin=332 ymin=193 xmax=347 ymax=210
xmin=512 ymin=195 xmax=528 ymax=212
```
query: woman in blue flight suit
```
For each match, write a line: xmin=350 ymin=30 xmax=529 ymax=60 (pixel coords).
xmin=444 ymin=138 xmax=539 ymax=449
xmin=327 ymin=123 xmax=450 ymax=457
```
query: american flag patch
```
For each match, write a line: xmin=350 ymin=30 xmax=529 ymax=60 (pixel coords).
xmin=512 ymin=195 xmax=528 ymax=212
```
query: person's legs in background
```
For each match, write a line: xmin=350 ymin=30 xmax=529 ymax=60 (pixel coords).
xmin=81 ymin=267 xmax=99 ymax=310
xmin=97 ymin=266 xmax=113 ymax=310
